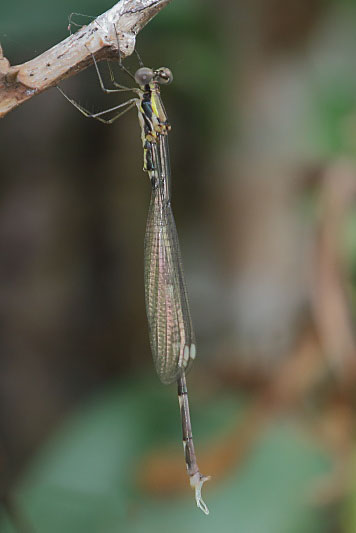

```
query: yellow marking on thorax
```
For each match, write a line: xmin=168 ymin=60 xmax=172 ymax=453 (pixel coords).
xmin=150 ymin=84 xmax=170 ymax=135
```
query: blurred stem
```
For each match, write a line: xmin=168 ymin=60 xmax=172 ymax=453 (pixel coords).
xmin=1 ymin=494 xmax=35 ymax=533
xmin=0 ymin=0 xmax=172 ymax=118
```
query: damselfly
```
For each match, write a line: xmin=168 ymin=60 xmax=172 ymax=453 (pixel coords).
xmin=58 ymin=49 xmax=210 ymax=515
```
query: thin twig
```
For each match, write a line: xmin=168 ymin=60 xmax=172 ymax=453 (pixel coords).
xmin=0 ymin=0 xmax=172 ymax=118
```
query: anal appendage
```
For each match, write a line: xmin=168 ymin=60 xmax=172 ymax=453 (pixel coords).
xmin=190 ymin=471 xmax=211 ymax=515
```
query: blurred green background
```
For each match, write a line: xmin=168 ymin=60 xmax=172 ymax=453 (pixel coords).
xmin=1 ymin=0 xmax=356 ymax=531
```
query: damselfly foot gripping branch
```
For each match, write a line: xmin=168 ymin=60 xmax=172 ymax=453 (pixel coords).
xmin=58 ymin=47 xmax=210 ymax=515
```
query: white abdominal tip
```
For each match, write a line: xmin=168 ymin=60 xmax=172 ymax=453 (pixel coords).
xmin=190 ymin=472 xmax=211 ymax=515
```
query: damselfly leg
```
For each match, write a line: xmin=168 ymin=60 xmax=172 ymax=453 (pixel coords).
xmin=67 ymin=15 xmax=137 ymax=89
xmin=57 ymin=50 xmax=139 ymax=124
xmin=67 ymin=12 xmax=97 ymax=34
xmin=111 ymin=22 xmax=138 ymax=83
xmin=57 ymin=86 xmax=137 ymax=124
xmin=90 ymin=50 xmax=136 ymax=93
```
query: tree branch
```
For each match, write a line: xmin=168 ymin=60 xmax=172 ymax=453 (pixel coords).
xmin=0 ymin=0 xmax=172 ymax=118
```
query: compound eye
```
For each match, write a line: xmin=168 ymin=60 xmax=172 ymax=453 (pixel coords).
xmin=155 ymin=67 xmax=173 ymax=85
xmin=135 ymin=67 xmax=154 ymax=86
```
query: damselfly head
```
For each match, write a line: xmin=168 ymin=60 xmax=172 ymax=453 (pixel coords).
xmin=134 ymin=67 xmax=154 ymax=86
xmin=135 ymin=66 xmax=173 ymax=86
xmin=154 ymin=67 xmax=173 ymax=85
